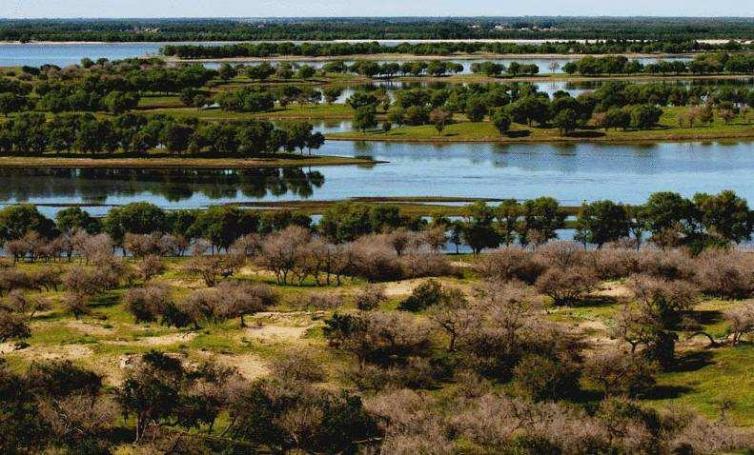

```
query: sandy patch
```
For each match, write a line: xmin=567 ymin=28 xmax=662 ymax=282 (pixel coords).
xmin=595 ymin=283 xmax=632 ymax=299
xmin=197 ymin=352 xmax=270 ymax=380
xmin=382 ymin=278 xmax=428 ymax=297
xmin=0 ymin=342 xmax=18 ymax=354
xmin=243 ymin=324 xmax=310 ymax=342
xmin=4 ymin=343 xmax=94 ymax=361
xmin=66 ymin=320 xmax=113 ymax=336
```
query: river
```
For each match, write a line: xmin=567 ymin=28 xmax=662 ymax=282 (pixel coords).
xmin=2 ymin=140 xmax=754 ymax=217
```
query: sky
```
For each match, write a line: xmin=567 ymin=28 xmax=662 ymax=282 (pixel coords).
xmin=0 ymin=0 xmax=752 ymax=19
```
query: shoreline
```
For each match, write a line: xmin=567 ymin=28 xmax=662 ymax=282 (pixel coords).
xmin=0 ymin=154 xmax=380 ymax=169
xmin=328 ymin=131 xmax=754 ymax=145
xmin=164 ymin=51 xmax=698 ymax=64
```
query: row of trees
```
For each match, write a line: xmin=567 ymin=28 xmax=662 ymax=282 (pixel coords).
xmin=160 ymin=40 xmax=754 ymax=59
xmin=452 ymin=190 xmax=753 ymax=254
xmin=0 ymin=113 xmax=323 ymax=156
xmin=563 ymin=53 xmax=754 ymax=76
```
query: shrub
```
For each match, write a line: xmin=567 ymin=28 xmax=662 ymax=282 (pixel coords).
xmin=512 ymin=354 xmax=580 ymax=401
xmin=0 ymin=311 xmax=31 ymax=342
xmin=270 ymin=348 xmax=326 ymax=382
xmin=535 ymin=266 xmax=598 ymax=306
xmin=475 ymin=247 xmax=545 ymax=284
xmin=124 ymin=284 xmax=172 ymax=323
xmin=627 ymin=275 xmax=698 ymax=327
xmin=354 ymin=284 xmax=387 ymax=311
xmin=399 ymin=279 xmax=444 ymax=312
xmin=136 ymin=255 xmax=165 ymax=282
xmin=585 ymin=350 xmax=657 ymax=398
xmin=694 ymin=249 xmax=754 ymax=299
xmin=534 ymin=240 xmax=586 ymax=269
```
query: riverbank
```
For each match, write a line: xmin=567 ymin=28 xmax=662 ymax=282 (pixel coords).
xmin=164 ymin=51 xmax=698 ymax=64
xmin=0 ymin=154 xmax=379 ymax=169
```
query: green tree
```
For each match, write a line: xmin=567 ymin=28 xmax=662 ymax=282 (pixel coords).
xmin=0 ymin=204 xmax=56 ymax=245
xmin=491 ymin=109 xmax=512 ymax=136
xmin=352 ymin=105 xmax=377 ymax=132
xmin=103 ymin=202 xmax=167 ymax=245
xmin=520 ymin=197 xmax=565 ymax=246
xmin=693 ymin=190 xmax=753 ymax=243
xmin=55 ymin=207 xmax=101 ymax=234
xmin=575 ymin=200 xmax=630 ymax=248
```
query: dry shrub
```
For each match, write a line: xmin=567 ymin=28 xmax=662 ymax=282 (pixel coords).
xmin=259 ymin=226 xmax=311 ymax=284
xmin=124 ymin=284 xmax=172 ymax=323
xmin=364 ymin=389 xmax=453 ymax=455
xmin=354 ymin=284 xmax=386 ymax=311
xmin=349 ymin=235 xmax=403 ymax=282
xmin=627 ymin=274 xmax=698 ymax=327
xmin=586 ymin=247 xmax=643 ymax=279
xmin=534 ymin=241 xmax=586 ymax=269
xmin=0 ymin=310 xmax=31 ymax=342
xmin=694 ymin=248 xmax=754 ymax=299
xmin=270 ymin=348 xmax=326 ymax=382
xmin=136 ymin=255 xmax=165 ymax=282
xmin=303 ymin=292 xmax=344 ymax=311
xmin=636 ymin=248 xmax=695 ymax=281
xmin=725 ymin=302 xmax=754 ymax=344
xmin=3 ymin=289 xmax=51 ymax=317
xmin=399 ymin=247 xmax=454 ymax=279
xmin=475 ymin=247 xmax=545 ymax=284
xmin=0 ymin=268 xmax=36 ymax=295
xmin=535 ymin=266 xmax=598 ymax=306
xmin=450 ymin=393 xmax=606 ymax=453
xmin=584 ymin=350 xmax=658 ymax=398
xmin=72 ymin=232 xmax=113 ymax=264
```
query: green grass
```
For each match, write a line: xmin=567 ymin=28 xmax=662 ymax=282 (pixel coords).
xmin=648 ymin=345 xmax=754 ymax=425
xmin=331 ymin=107 xmax=754 ymax=144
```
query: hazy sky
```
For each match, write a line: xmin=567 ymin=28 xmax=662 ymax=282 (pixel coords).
xmin=1 ymin=0 xmax=752 ymax=18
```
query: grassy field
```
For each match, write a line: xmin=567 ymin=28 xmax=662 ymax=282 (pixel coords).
xmin=331 ymin=106 xmax=754 ymax=144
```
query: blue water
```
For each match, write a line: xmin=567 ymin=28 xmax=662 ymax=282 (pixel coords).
xmin=0 ymin=42 xmax=689 ymax=75
xmin=3 ymin=141 xmax=754 ymax=217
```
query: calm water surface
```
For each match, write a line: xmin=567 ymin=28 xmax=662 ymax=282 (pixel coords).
xmin=0 ymin=42 xmax=689 ymax=74
xmin=3 ymin=141 xmax=754 ymax=216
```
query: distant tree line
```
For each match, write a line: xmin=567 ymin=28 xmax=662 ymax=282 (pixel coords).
xmin=3 ymin=17 xmax=754 ymax=41
xmin=161 ymin=40 xmax=754 ymax=59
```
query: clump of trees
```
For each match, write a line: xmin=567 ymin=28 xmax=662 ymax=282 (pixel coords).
xmin=0 ymin=113 xmax=323 ymax=157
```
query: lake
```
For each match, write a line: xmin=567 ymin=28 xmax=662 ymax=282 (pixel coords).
xmin=4 ymin=140 xmax=754 ymax=217
xmin=0 ymin=42 xmax=689 ymax=74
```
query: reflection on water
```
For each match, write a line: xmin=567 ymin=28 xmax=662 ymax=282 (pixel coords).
xmin=0 ymin=167 xmax=324 ymax=208
xmin=4 ymin=140 xmax=754 ymax=215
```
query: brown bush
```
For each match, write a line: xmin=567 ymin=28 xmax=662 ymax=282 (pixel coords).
xmin=259 ymin=226 xmax=311 ymax=284
xmin=694 ymin=249 xmax=754 ymax=299
xmin=303 ymin=292 xmax=344 ymax=311
xmin=584 ymin=350 xmax=658 ymax=398
xmin=586 ymin=247 xmax=643 ymax=279
xmin=216 ymin=280 xmax=277 ymax=326
xmin=124 ymin=284 xmax=172 ymax=323
xmin=400 ymin=248 xmax=454 ymax=279
xmin=136 ymin=255 xmax=165 ymax=282
xmin=3 ymin=289 xmax=50 ymax=317
xmin=636 ymin=248 xmax=695 ymax=281
xmin=0 ymin=310 xmax=31 ymax=342
xmin=354 ymin=284 xmax=387 ymax=311
xmin=534 ymin=240 xmax=586 ymax=269
xmin=0 ymin=268 xmax=36 ymax=295
xmin=725 ymin=302 xmax=754 ymax=345
xmin=627 ymin=274 xmax=698 ymax=327
xmin=475 ymin=247 xmax=545 ymax=284
xmin=270 ymin=348 xmax=326 ymax=382
xmin=535 ymin=266 xmax=598 ymax=306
